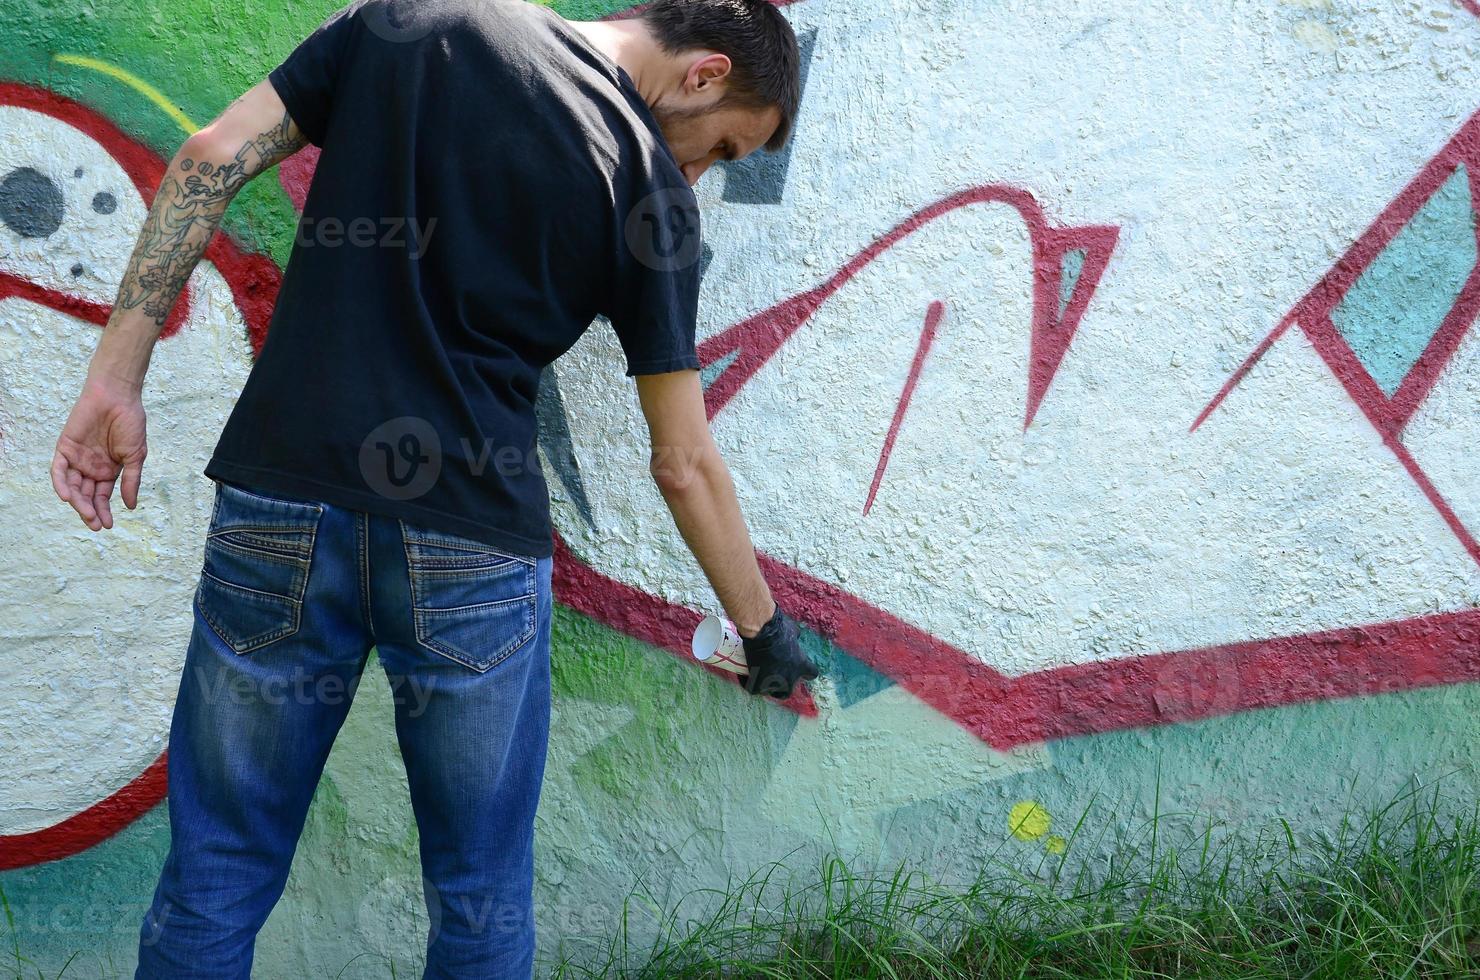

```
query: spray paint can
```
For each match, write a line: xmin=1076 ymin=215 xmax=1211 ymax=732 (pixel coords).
xmin=690 ymin=614 xmax=748 ymax=676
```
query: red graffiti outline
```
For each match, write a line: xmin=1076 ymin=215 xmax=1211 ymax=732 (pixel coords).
xmin=0 ymin=83 xmax=281 ymax=871
xmin=865 ymin=299 xmax=945 ymax=515
xmin=697 ymin=184 xmax=1120 ymax=427
xmin=555 ymin=539 xmax=1480 ymax=747
xmin=1193 ymin=109 xmax=1480 ymax=565
xmin=550 ymin=171 xmax=1480 ymax=761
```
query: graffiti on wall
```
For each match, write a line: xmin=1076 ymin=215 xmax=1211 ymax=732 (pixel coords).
xmin=0 ymin=82 xmax=281 ymax=870
xmin=1 ymin=0 xmax=1478 ymax=891
xmin=543 ymin=0 xmax=1480 ymax=754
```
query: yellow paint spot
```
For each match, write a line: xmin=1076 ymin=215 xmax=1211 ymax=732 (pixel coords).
xmin=1292 ymin=20 xmax=1338 ymax=53
xmin=53 ymin=54 xmax=199 ymax=134
xmin=1045 ymin=835 xmax=1068 ymax=855
xmin=1008 ymin=800 xmax=1050 ymax=841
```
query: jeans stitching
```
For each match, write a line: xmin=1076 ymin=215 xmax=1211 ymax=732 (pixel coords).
xmin=358 ymin=511 xmax=375 ymax=639
xmin=206 ymin=534 xmax=314 ymax=567
xmin=196 ymin=570 xmax=304 ymax=654
xmin=194 ymin=485 xmax=322 ymax=655
xmin=399 ymin=524 xmax=538 ymax=567
xmin=400 ymin=518 xmax=537 ymax=673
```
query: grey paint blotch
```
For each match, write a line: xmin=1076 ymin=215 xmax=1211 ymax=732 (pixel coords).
xmin=697 ymin=241 xmax=714 ymax=284
xmin=536 ymin=364 xmax=596 ymax=530
xmin=720 ymin=28 xmax=818 ymax=206
xmin=0 ymin=167 xmax=65 ymax=239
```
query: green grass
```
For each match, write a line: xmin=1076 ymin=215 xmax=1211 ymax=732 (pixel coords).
xmin=4 ymin=781 xmax=1478 ymax=978
xmin=548 ymin=780 xmax=1480 ymax=979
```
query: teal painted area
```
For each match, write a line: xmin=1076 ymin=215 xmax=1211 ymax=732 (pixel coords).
xmin=0 ymin=804 xmax=169 ymax=977
xmin=700 ymin=348 xmax=740 ymax=390
xmin=803 ymin=630 xmax=895 ymax=709
xmin=1332 ymin=165 xmax=1477 ymax=396
xmin=1058 ymin=247 xmax=1086 ymax=321
xmin=883 ymin=682 xmax=1480 ymax=875
xmin=9 ymin=629 xmax=1475 ymax=975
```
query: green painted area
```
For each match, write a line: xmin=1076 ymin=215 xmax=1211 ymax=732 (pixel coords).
xmin=6 ymin=607 xmax=1476 ymax=975
xmin=2 ymin=0 xmax=1477 ymax=975
xmin=0 ymin=0 xmax=645 ymax=267
xmin=0 ymin=0 xmax=338 ymax=263
xmin=548 ymin=604 xmax=800 ymax=799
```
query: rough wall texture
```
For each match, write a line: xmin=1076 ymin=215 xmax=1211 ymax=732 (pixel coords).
xmin=2 ymin=0 xmax=1479 ymax=975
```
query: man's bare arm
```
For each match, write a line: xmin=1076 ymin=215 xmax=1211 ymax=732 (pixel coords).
xmin=82 ymin=79 xmax=304 ymax=389
xmin=635 ymin=370 xmax=776 ymax=636
xmin=51 ymin=79 xmax=307 ymax=530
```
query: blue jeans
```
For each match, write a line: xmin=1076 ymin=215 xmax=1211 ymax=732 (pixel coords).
xmin=135 ymin=479 xmax=553 ymax=979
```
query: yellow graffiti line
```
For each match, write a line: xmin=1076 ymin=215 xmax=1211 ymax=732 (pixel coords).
xmin=52 ymin=54 xmax=199 ymax=134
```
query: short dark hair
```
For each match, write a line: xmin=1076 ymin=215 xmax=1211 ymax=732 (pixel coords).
xmin=638 ymin=0 xmax=801 ymax=152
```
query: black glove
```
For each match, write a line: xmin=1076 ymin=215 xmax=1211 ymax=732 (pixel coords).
xmin=739 ymin=603 xmax=821 ymax=699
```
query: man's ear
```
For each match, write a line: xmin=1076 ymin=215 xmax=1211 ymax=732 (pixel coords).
xmin=686 ymin=52 xmax=733 ymax=96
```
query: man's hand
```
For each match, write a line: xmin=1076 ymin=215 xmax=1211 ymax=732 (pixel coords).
xmin=739 ymin=602 xmax=821 ymax=700
xmin=51 ymin=375 xmax=147 ymax=531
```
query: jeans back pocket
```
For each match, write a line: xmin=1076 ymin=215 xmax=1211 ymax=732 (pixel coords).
xmin=400 ymin=522 xmax=538 ymax=673
xmin=194 ymin=480 xmax=323 ymax=655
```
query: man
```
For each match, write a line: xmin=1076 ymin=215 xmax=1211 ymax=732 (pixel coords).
xmin=47 ymin=0 xmax=820 ymax=975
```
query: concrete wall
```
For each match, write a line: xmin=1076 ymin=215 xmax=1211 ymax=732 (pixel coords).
xmin=2 ymin=0 xmax=1478 ymax=975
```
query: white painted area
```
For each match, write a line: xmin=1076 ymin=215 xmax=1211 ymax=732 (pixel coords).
xmin=0 ymin=105 xmax=149 ymax=302
xmin=1404 ymin=317 xmax=1480 ymax=538
xmin=0 ymin=107 xmax=253 ymax=836
xmin=549 ymin=0 xmax=1480 ymax=673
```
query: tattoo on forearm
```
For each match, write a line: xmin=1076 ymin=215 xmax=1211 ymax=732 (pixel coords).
xmin=116 ymin=111 xmax=305 ymax=325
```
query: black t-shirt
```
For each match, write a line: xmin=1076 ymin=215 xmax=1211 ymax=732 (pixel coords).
xmin=205 ymin=0 xmax=702 ymax=558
